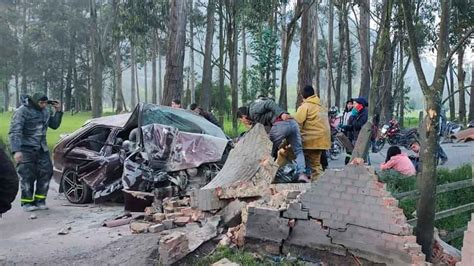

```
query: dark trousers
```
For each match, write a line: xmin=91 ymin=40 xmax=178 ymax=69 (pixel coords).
xmin=269 ymin=120 xmax=306 ymax=175
xmin=17 ymin=150 xmax=53 ymax=205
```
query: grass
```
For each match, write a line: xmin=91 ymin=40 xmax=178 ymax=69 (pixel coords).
xmin=379 ymin=164 xmax=474 ymax=249
xmin=195 ymin=246 xmax=303 ymax=266
xmin=0 ymin=110 xmax=247 ymax=152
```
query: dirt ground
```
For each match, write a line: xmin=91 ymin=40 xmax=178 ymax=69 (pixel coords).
xmin=0 ymin=183 xmax=160 ymax=265
xmin=1 ymin=141 xmax=472 ymax=265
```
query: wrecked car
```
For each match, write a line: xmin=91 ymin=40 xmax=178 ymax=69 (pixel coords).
xmin=52 ymin=103 xmax=230 ymax=205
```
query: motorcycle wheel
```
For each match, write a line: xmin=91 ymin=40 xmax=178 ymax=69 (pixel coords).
xmin=330 ymin=143 xmax=341 ymax=160
xmin=374 ymin=139 xmax=386 ymax=152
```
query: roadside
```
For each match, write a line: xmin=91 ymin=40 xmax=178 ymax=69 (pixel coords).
xmin=1 ymin=141 xmax=472 ymax=264
xmin=0 ymin=183 xmax=159 ymax=265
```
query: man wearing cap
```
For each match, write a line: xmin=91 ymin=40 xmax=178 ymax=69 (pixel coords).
xmin=9 ymin=92 xmax=63 ymax=212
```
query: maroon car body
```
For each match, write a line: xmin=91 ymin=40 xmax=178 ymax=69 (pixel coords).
xmin=52 ymin=103 xmax=229 ymax=204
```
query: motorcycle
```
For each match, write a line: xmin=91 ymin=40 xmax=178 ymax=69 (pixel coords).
xmin=374 ymin=121 xmax=418 ymax=152
xmin=440 ymin=121 xmax=462 ymax=142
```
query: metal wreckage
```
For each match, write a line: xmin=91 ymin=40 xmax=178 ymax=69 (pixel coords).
xmin=52 ymin=103 xmax=296 ymax=210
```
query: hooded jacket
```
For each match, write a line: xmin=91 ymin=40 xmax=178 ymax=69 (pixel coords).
xmin=9 ymin=94 xmax=63 ymax=153
xmin=248 ymin=97 xmax=286 ymax=126
xmin=294 ymin=95 xmax=331 ymax=150
xmin=346 ymin=106 xmax=368 ymax=142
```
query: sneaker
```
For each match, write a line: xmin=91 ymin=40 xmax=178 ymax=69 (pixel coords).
xmin=297 ymin=174 xmax=310 ymax=183
xmin=22 ymin=204 xmax=38 ymax=212
xmin=36 ymin=203 xmax=49 ymax=210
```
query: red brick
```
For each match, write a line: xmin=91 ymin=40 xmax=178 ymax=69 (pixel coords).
xmin=174 ymin=216 xmax=192 ymax=226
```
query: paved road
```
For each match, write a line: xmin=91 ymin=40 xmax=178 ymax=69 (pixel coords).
xmin=327 ymin=141 xmax=474 ymax=171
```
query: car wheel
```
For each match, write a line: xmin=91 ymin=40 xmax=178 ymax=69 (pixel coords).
xmin=61 ymin=168 xmax=92 ymax=204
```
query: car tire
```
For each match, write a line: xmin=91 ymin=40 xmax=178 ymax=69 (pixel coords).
xmin=61 ymin=168 xmax=92 ymax=204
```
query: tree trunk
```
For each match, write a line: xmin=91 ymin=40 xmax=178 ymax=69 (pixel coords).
xmin=3 ymin=81 xmax=9 ymax=112
xmin=344 ymin=3 xmax=352 ymax=101
xmin=112 ymin=0 xmax=124 ymax=113
xmin=130 ymin=44 xmax=137 ymax=107
xmin=271 ymin=6 xmax=278 ymax=97
xmin=326 ymin=0 xmax=334 ymax=107
xmin=89 ymin=0 xmax=103 ymax=118
xmin=144 ymin=60 xmax=148 ymax=103
xmin=402 ymin=0 xmax=451 ymax=259
xmin=379 ymin=39 xmax=396 ymax=123
xmin=200 ymin=0 xmax=215 ymax=110
xmin=189 ymin=0 xmax=195 ymax=104
xmin=398 ymin=42 xmax=405 ymax=127
xmin=448 ymin=63 xmax=455 ymax=120
xmin=335 ymin=8 xmax=344 ymax=108
xmin=469 ymin=63 xmax=474 ymax=121
xmin=241 ymin=26 xmax=248 ymax=104
xmin=279 ymin=3 xmax=288 ymax=109
xmin=218 ymin=0 xmax=225 ymax=125
xmin=115 ymin=40 xmax=125 ymax=113
xmin=158 ymin=54 xmax=162 ymax=104
xmin=152 ymin=31 xmax=158 ymax=104
xmin=296 ymin=0 xmax=314 ymax=108
xmin=20 ymin=2 xmax=27 ymax=96
xmin=458 ymin=47 xmax=465 ymax=124
xmin=135 ymin=61 xmax=140 ymax=103
xmin=352 ymin=0 xmax=393 ymax=160
xmin=359 ymin=0 xmax=370 ymax=97
xmin=163 ymin=0 xmax=187 ymax=106
xmin=15 ymin=74 xmax=19 ymax=107
xmin=313 ymin=1 xmax=320 ymax=97
xmin=64 ymin=31 xmax=75 ymax=112
xmin=225 ymin=0 xmax=239 ymax=132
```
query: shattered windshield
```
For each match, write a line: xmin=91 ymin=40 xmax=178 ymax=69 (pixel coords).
xmin=141 ymin=104 xmax=226 ymax=139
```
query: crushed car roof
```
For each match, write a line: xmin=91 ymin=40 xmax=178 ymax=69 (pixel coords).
xmin=83 ymin=113 xmax=131 ymax=128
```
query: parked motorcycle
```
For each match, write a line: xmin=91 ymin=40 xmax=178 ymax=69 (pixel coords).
xmin=374 ymin=120 xmax=418 ymax=152
xmin=440 ymin=121 xmax=462 ymax=142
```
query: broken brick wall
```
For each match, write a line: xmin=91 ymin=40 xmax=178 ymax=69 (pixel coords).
xmin=457 ymin=214 xmax=474 ymax=266
xmin=244 ymin=165 xmax=426 ymax=265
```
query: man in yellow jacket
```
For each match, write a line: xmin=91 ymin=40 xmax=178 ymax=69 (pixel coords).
xmin=294 ymin=85 xmax=331 ymax=180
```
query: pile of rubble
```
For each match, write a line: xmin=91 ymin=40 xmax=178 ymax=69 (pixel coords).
xmin=106 ymin=124 xmax=470 ymax=265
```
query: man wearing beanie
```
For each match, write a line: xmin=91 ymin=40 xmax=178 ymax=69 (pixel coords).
xmin=9 ymin=92 xmax=63 ymax=212
xmin=294 ymin=85 xmax=331 ymax=180
xmin=237 ymin=95 xmax=310 ymax=182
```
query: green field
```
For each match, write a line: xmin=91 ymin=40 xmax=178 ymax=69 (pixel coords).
xmin=0 ymin=110 xmax=248 ymax=152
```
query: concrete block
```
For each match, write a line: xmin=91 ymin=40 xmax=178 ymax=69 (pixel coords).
xmin=282 ymin=203 xmax=309 ymax=220
xmin=217 ymin=199 xmax=247 ymax=227
xmin=149 ymin=223 xmax=165 ymax=233
xmin=174 ymin=216 xmax=192 ymax=226
xmin=285 ymin=220 xmax=332 ymax=248
xmin=245 ymin=207 xmax=289 ymax=242
xmin=163 ymin=219 xmax=174 ymax=230
xmin=153 ymin=213 xmax=166 ymax=223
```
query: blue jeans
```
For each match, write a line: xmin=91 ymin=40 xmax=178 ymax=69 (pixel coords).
xmin=438 ymin=145 xmax=448 ymax=161
xmin=269 ymin=120 xmax=306 ymax=174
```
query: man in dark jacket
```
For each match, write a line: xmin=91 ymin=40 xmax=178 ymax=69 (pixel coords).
xmin=237 ymin=96 xmax=309 ymax=182
xmin=0 ymin=145 xmax=18 ymax=216
xmin=9 ymin=92 xmax=63 ymax=212
xmin=189 ymin=103 xmax=221 ymax=128
xmin=341 ymin=97 xmax=368 ymax=164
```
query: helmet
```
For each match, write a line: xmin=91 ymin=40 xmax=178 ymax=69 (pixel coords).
xmin=329 ymin=106 xmax=339 ymax=115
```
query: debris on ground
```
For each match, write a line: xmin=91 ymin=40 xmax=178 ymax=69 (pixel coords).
xmin=452 ymin=128 xmax=474 ymax=142
xmin=28 ymin=214 xmax=37 ymax=220
xmin=58 ymin=226 xmax=72 ymax=235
